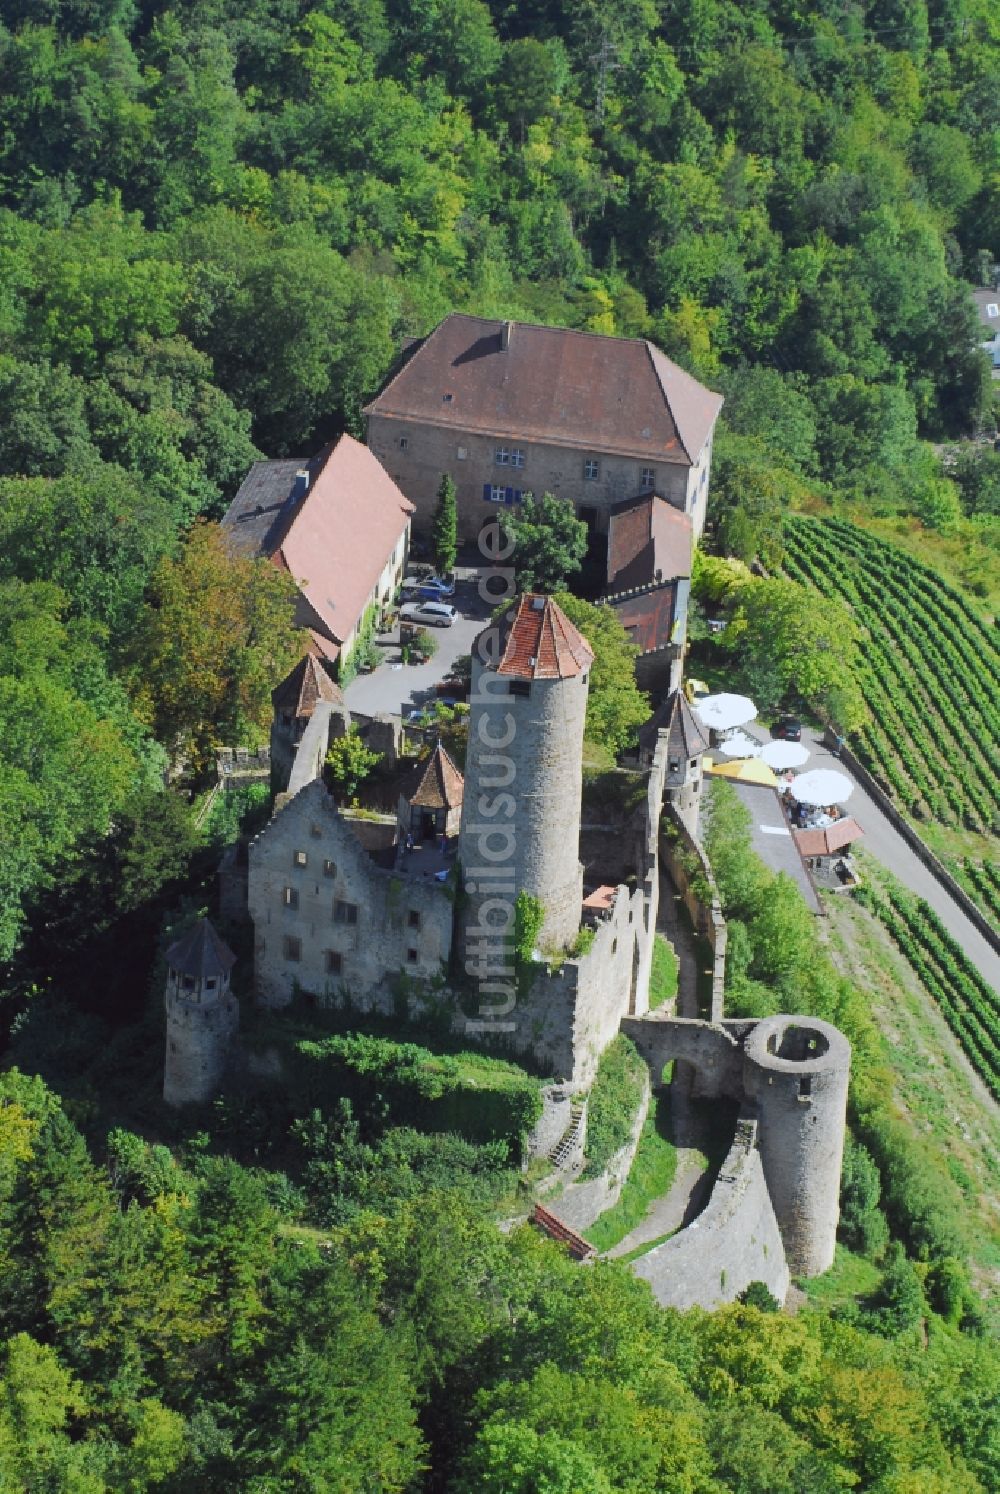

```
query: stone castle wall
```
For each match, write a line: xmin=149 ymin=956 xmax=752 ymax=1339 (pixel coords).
xmin=248 ymin=779 xmax=454 ymax=1011
xmin=632 ymin=1117 xmax=790 ymax=1309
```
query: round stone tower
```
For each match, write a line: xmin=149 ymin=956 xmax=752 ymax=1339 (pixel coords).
xmin=163 ymin=918 xmax=239 ymax=1106
xmin=459 ymin=593 xmax=594 ymax=956
xmin=742 ymin=1015 xmax=851 ymax=1276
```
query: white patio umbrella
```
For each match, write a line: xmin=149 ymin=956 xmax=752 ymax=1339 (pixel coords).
xmin=789 ymin=768 xmax=853 ymax=806
xmin=761 ymin=740 xmax=810 ymax=771
xmin=694 ymin=693 xmax=757 ymax=732
xmin=718 ymin=730 xmax=761 ymax=759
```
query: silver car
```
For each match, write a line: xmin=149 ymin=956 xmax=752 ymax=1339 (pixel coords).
xmin=399 ymin=601 xmax=457 ymax=628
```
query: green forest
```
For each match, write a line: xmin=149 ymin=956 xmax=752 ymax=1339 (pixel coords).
xmin=0 ymin=0 xmax=999 ymax=1488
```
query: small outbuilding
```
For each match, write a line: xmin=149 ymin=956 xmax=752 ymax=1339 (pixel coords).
xmin=397 ymin=742 xmax=465 ymax=842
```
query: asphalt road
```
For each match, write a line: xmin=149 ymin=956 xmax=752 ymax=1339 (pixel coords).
xmin=746 ymin=723 xmax=1000 ymax=994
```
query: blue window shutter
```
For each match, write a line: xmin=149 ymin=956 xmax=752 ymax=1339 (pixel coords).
xmin=482 ymin=483 xmax=492 ymax=502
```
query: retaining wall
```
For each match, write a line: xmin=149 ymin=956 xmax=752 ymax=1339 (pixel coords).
xmin=631 ymin=1117 xmax=789 ymax=1309
xmin=659 ymin=810 xmax=726 ymax=1020
xmin=548 ymin=1068 xmax=651 ymax=1233
xmin=839 ymin=743 xmax=1000 ymax=957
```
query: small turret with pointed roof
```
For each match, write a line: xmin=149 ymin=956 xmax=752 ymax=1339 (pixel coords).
xmin=399 ymin=742 xmax=464 ymax=840
xmin=271 ymin=651 xmax=345 ymax=789
xmin=639 ymin=688 xmax=710 ymax=838
xmin=163 ymin=917 xmax=239 ymax=1106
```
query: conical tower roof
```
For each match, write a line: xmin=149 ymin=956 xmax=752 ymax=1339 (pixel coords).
xmin=484 ymin=594 xmax=594 ymax=680
xmin=638 ymin=688 xmax=711 ymax=758
xmin=271 ymin=651 xmax=343 ymax=717
xmin=166 ymin=918 xmax=236 ymax=980
xmin=401 ymin=742 xmax=465 ymax=810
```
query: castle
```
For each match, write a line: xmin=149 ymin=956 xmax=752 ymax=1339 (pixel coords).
xmin=165 ymin=593 xmax=849 ymax=1310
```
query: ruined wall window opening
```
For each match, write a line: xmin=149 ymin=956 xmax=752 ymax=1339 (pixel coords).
xmin=310 ymin=822 xmax=322 ymax=839
xmin=205 ymin=978 xmax=217 ymax=991
xmin=323 ymin=859 xmax=337 ymax=878
xmin=325 ymin=950 xmax=343 ymax=975
xmin=334 ymin=899 xmax=358 ymax=925
xmin=282 ymin=886 xmax=299 ymax=909
xmin=283 ymin=935 xmax=301 ymax=962
xmin=293 ymin=850 xmax=308 ymax=867
xmin=182 ymin=974 xmax=195 ymax=991
xmin=406 ymin=947 xmax=419 ymax=964
xmin=407 ymin=909 xmax=421 ymax=930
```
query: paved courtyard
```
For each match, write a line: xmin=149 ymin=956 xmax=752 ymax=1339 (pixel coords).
xmin=343 ymin=573 xmax=492 ymax=719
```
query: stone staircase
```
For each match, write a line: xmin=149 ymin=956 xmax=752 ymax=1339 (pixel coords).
xmin=548 ymin=1100 xmax=586 ymax=1171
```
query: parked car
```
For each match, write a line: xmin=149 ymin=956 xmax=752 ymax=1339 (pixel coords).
xmin=399 ymin=601 xmax=457 ymax=628
xmin=421 ymin=573 xmax=455 ymax=596
xmin=773 ymin=715 xmax=802 ymax=741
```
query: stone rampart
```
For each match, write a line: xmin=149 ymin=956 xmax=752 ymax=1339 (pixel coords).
xmin=550 ymin=1067 xmax=651 ymax=1233
xmin=631 ymin=1117 xmax=789 ymax=1309
xmin=620 ymin=1014 xmax=745 ymax=1097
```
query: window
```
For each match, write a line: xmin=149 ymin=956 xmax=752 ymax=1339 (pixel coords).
xmin=457 ymin=445 xmax=467 ymax=460
xmin=641 ymin=466 xmax=654 ymax=488
xmin=282 ymin=886 xmax=299 ymax=909
xmin=182 ymin=974 xmax=195 ymax=991
xmin=325 ymin=950 xmax=343 ymax=975
xmin=323 ymin=858 xmax=337 ymax=878
xmin=407 ymin=909 xmax=421 ymax=930
xmin=442 ymin=392 xmax=454 ymax=403
xmin=799 ymin=1074 xmax=812 ymax=1098
xmin=668 ymin=758 xmax=680 ymax=774
xmin=511 ymin=447 xmax=526 ymax=468
xmin=399 ymin=436 xmax=408 ymax=450
xmin=310 ymin=822 xmax=322 ymax=839
xmin=293 ymin=850 xmax=308 ymax=867
xmin=406 ymin=947 xmax=419 ymax=964
xmin=509 ymin=680 xmax=531 ymax=698
xmin=283 ymin=934 xmax=301 ymax=962
xmin=584 ymin=459 xmax=599 ymax=481
xmin=205 ymin=978 xmax=217 ymax=991
xmin=334 ymin=899 xmax=358 ymax=925
xmin=485 ymin=483 xmax=507 ymax=503
xmin=495 ymin=446 xmax=510 ymax=465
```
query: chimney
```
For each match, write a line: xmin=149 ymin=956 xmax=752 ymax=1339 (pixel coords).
xmin=500 ymin=320 xmax=514 ymax=351
xmin=291 ymin=469 xmax=310 ymax=502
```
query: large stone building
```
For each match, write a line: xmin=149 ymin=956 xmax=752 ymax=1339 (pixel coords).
xmin=364 ymin=314 xmax=724 ymax=543
xmin=223 ymin=433 xmax=413 ymax=670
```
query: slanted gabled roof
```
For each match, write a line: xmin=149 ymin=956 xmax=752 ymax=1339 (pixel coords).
xmin=364 ymin=314 xmax=723 ymax=465
xmin=401 ymin=743 xmax=464 ymax=810
xmin=486 ymin=594 xmax=595 ymax=680
xmin=607 ymin=493 xmax=693 ymax=592
xmin=793 ymin=818 xmax=864 ymax=857
xmin=638 ymin=688 xmax=711 ymax=758
xmin=222 ymin=434 xmax=413 ymax=649
xmin=166 ymin=918 xmax=236 ymax=980
xmin=272 ymin=652 xmax=343 ymax=719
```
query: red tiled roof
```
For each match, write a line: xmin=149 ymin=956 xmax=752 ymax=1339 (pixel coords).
xmin=223 ymin=435 xmax=412 ymax=649
xmin=793 ymin=818 xmax=864 ymax=857
xmin=488 ymin=594 xmax=595 ymax=680
xmin=278 ymin=435 xmax=412 ymax=646
xmin=271 ymin=652 xmax=343 ymax=717
xmin=402 ymin=742 xmax=465 ymax=810
xmin=582 ymin=885 xmax=617 ymax=911
xmin=365 ymin=314 xmax=723 ymax=465
xmin=607 ymin=493 xmax=693 ymax=591
xmin=607 ymin=583 xmax=680 ymax=657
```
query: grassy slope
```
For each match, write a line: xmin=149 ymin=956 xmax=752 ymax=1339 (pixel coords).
xmin=822 ymin=888 xmax=1000 ymax=1285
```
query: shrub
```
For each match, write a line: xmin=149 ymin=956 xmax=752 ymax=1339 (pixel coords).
xmin=582 ymin=1036 xmax=646 ymax=1178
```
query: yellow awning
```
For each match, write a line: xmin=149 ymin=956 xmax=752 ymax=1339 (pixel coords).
xmin=705 ymin=757 xmax=778 ymax=787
